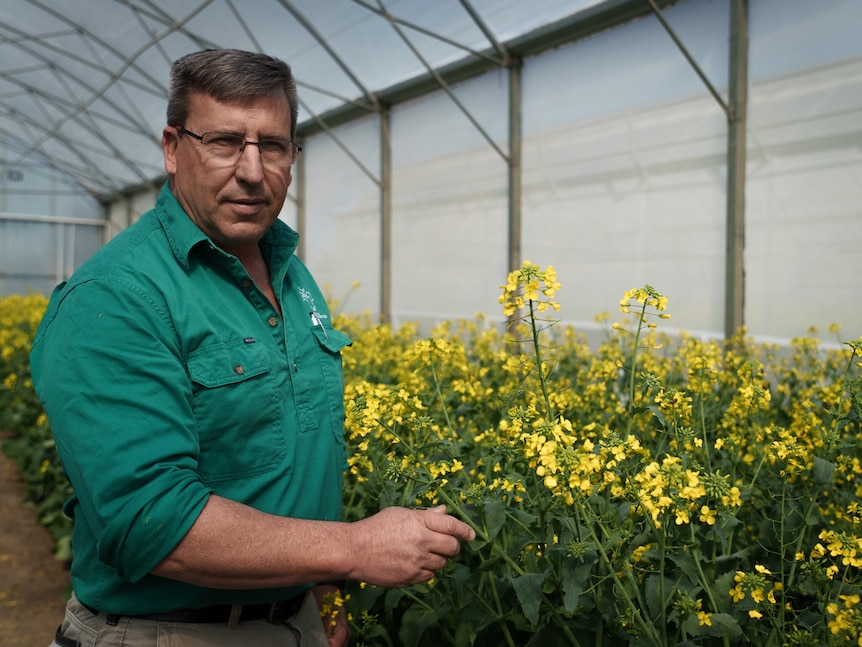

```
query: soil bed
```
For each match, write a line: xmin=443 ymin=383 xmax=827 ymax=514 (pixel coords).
xmin=0 ymin=438 xmax=69 ymax=646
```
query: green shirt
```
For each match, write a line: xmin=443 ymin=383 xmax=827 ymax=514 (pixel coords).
xmin=30 ymin=183 xmax=350 ymax=615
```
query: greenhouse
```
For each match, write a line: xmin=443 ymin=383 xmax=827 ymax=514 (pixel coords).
xmin=0 ymin=0 xmax=858 ymax=341
xmin=1 ymin=1 xmax=862 ymax=646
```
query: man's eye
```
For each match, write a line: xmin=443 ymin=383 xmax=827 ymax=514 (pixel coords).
xmin=207 ymin=135 xmax=241 ymax=148
xmin=259 ymin=141 xmax=288 ymax=155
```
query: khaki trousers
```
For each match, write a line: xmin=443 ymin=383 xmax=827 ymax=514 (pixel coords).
xmin=50 ymin=593 xmax=330 ymax=647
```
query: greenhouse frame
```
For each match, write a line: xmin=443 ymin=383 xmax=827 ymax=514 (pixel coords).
xmin=0 ymin=0 xmax=860 ymax=343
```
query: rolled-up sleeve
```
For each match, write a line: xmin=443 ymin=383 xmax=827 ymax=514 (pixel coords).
xmin=31 ymin=277 xmax=212 ymax=583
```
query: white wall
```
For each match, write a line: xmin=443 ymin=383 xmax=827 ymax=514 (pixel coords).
xmin=297 ymin=0 xmax=862 ymax=341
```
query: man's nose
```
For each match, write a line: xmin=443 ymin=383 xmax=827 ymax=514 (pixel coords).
xmin=234 ymin=142 xmax=265 ymax=181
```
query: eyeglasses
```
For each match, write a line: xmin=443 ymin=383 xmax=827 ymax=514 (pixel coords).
xmin=175 ymin=126 xmax=302 ymax=168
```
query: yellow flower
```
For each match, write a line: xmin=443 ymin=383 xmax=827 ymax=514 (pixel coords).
xmin=697 ymin=610 xmax=713 ymax=627
xmin=699 ymin=506 xmax=716 ymax=525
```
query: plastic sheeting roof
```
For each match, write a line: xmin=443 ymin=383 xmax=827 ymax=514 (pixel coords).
xmin=0 ymin=0 xmax=639 ymax=201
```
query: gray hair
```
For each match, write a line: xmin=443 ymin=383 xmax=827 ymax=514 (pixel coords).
xmin=166 ymin=49 xmax=299 ymax=139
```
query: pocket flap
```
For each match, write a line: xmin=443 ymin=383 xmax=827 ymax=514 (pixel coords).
xmin=311 ymin=326 xmax=352 ymax=354
xmin=188 ymin=339 xmax=271 ymax=388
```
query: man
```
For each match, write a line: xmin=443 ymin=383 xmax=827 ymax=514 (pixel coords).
xmin=31 ymin=49 xmax=475 ymax=647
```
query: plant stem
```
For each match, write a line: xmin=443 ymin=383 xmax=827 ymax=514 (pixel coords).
xmin=433 ymin=484 xmax=527 ymax=577
xmin=528 ymin=300 xmax=554 ymax=420
xmin=625 ymin=302 xmax=649 ymax=435
xmin=688 ymin=525 xmax=731 ymax=647
xmin=430 ymin=362 xmax=455 ymax=438
xmin=401 ymin=588 xmax=458 ymax=644
xmin=697 ymin=365 xmax=713 ymax=472
xmin=573 ymin=497 xmax=662 ymax=646
xmin=487 ymin=572 xmax=517 ymax=647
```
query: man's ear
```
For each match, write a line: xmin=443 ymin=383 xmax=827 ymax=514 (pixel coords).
xmin=162 ymin=126 xmax=179 ymax=176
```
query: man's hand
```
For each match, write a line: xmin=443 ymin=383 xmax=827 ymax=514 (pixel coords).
xmin=347 ymin=505 xmax=476 ymax=588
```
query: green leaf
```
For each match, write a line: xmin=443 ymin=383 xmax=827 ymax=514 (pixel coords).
xmin=667 ymin=551 xmax=700 ymax=586
xmin=561 ymin=558 xmax=594 ymax=613
xmin=645 ymin=574 xmax=676 ymax=618
xmin=813 ymin=455 xmax=836 ymax=485
xmin=398 ymin=606 xmax=445 ymax=647
xmin=483 ymin=498 xmax=507 ymax=542
xmin=383 ymin=587 xmax=405 ymax=617
xmin=511 ymin=571 xmax=549 ymax=625
xmin=710 ymin=570 xmax=738 ymax=613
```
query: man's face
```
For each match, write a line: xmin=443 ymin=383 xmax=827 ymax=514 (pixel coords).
xmin=162 ymin=92 xmax=293 ymax=256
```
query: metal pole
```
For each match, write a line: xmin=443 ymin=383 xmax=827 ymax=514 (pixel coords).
xmin=508 ymin=59 xmax=523 ymax=275
xmin=380 ymin=106 xmax=392 ymax=325
xmin=295 ymin=141 xmax=307 ymax=261
xmin=725 ymin=0 xmax=748 ymax=339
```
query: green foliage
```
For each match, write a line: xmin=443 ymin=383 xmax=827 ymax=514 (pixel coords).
xmin=3 ymin=269 xmax=862 ymax=645
xmin=337 ymin=266 xmax=862 ymax=646
xmin=0 ymin=294 xmax=73 ymax=561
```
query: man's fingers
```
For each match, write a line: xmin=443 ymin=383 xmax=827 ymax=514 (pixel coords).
xmin=421 ymin=507 xmax=476 ymax=542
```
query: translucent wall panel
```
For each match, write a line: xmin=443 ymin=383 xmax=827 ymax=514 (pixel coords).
xmin=745 ymin=0 xmax=862 ymax=340
xmin=302 ymin=117 xmax=382 ymax=316
xmin=390 ymin=70 xmax=509 ymax=327
xmin=521 ymin=0 xmax=729 ymax=335
xmin=1 ymin=146 xmax=105 ymax=296
xmin=0 ymin=219 xmax=104 ymax=296
xmin=106 ymin=185 xmax=160 ymax=238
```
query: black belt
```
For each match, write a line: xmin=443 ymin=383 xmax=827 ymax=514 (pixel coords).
xmin=82 ymin=593 xmax=305 ymax=625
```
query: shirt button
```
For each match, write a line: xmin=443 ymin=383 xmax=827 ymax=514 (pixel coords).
xmin=242 ymin=279 xmax=252 ymax=289
xmin=268 ymin=316 xmax=278 ymax=327
xmin=233 ymin=365 xmax=244 ymax=375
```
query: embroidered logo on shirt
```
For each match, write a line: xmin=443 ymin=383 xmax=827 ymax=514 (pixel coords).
xmin=300 ymin=287 xmax=329 ymax=341
xmin=299 ymin=287 xmax=328 ymax=323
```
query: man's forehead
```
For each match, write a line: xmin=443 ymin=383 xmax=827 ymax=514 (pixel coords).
xmin=186 ymin=92 xmax=292 ymax=129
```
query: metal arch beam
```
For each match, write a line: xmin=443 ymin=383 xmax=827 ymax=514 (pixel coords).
xmin=0 ymin=73 xmax=156 ymax=191
xmin=24 ymin=0 xmax=170 ymax=96
xmin=0 ymin=61 xmax=155 ymax=140
xmin=0 ymin=24 xmax=163 ymax=140
xmin=349 ymin=0 xmax=505 ymax=66
xmin=298 ymin=0 xmax=683 ymax=137
xmin=0 ymin=108 xmax=120 ymax=194
xmin=297 ymin=98 xmax=379 ymax=187
xmin=458 ymin=0 xmax=509 ymax=63
xmin=223 ymin=0 xmax=265 ymax=53
xmin=644 ymin=0 xmax=728 ymax=116
xmin=365 ymin=0 xmax=513 ymax=325
xmin=275 ymin=0 xmax=379 ymax=111
xmin=0 ymin=135 xmax=103 ymax=200
xmin=0 ymin=2 xmax=214 ymax=192
xmin=460 ymin=0 xmax=523 ymax=283
xmin=377 ymin=2 xmax=509 ymax=163
xmin=128 ymin=0 xmax=218 ymax=53
xmin=122 ymin=1 xmax=378 ymax=116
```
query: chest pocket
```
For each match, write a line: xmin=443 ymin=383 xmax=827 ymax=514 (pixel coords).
xmin=187 ymin=339 xmax=285 ymax=483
